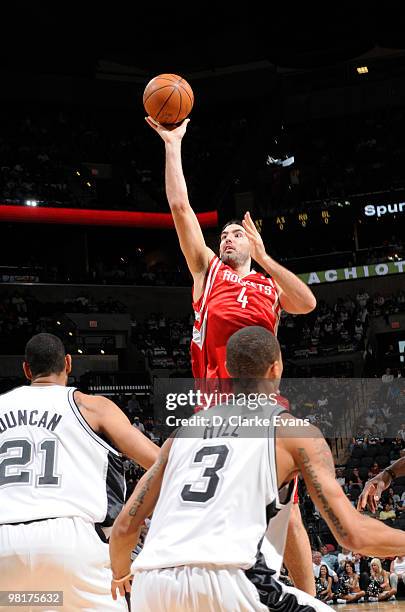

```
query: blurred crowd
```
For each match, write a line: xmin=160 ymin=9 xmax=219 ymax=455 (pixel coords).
xmin=0 ymin=105 xmax=243 ymax=212
xmin=1 ymin=287 xmax=405 ymax=376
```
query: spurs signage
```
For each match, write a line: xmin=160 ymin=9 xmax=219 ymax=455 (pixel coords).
xmin=299 ymin=261 xmax=405 ymax=285
xmin=364 ymin=202 xmax=405 ymax=218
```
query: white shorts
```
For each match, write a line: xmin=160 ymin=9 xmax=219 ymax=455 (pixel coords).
xmin=0 ymin=516 xmax=127 ymax=612
xmin=130 ymin=565 xmax=331 ymax=612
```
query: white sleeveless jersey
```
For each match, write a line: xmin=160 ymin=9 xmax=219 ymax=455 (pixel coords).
xmin=260 ymin=480 xmax=295 ymax=577
xmin=133 ymin=403 xmax=291 ymax=571
xmin=393 ymin=557 xmax=405 ymax=574
xmin=0 ymin=385 xmax=125 ymax=525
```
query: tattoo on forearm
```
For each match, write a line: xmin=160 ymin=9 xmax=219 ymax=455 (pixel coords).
xmin=128 ymin=456 xmax=165 ymax=517
xmin=298 ymin=446 xmax=348 ymax=540
xmin=312 ymin=438 xmax=335 ymax=474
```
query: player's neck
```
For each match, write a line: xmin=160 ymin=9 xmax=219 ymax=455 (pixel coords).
xmin=234 ymin=379 xmax=279 ymax=396
xmin=232 ymin=263 xmax=252 ymax=279
xmin=31 ymin=374 xmax=67 ymax=387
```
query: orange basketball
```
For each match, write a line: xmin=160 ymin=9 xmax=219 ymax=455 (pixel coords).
xmin=143 ymin=74 xmax=194 ymax=125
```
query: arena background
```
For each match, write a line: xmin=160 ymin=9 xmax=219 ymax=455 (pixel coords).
xmin=1 ymin=4 xmax=405 ymax=601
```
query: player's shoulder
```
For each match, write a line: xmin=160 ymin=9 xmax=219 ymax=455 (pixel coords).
xmin=207 ymin=247 xmax=217 ymax=265
xmin=0 ymin=384 xmax=25 ymax=403
xmin=73 ymin=390 xmax=113 ymax=412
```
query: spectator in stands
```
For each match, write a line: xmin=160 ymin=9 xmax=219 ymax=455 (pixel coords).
xmin=336 ymin=468 xmax=346 ymax=488
xmin=351 ymin=432 xmax=367 ymax=451
xmin=367 ymin=558 xmax=396 ymax=601
xmin=335 ymin=561 xmax=366 ymax=603
xmin=320 ymin=544 xmax=338 ymax=572
xmin=312 ymin=551 xmax=338 ymax=583
xmin=398 ymin=423 xmax=405 ymax=442
xmin=382 ymin=368 xmax=394 ymax=384
xmin=365 ymin=405 xmax=377 ymax=429
xmin=126 ymin=394 xmax=141 ymax=419
xmin=353 ymin=553 xmax=370 ymax=591
xmin=390 ymin=556 xmax=405 ymax=591
xmin=379 ymin=502 xmax=396 ymax=522
xmin=132 ymin=416 xmax=145 ymax=434
xmin=370 ymin=462 xmax=380 ymax=476
xmin=356 ymin=290 xmax=370 ymax=309
xmin=396 ymin=491 xmax=405 ymax=514
xmin=315 ymin=565 xmax=333 ymax=604
xmin=390 ymin=437 xmax=403 ymax=461
xmin=348 ymin=468 xmax=363 ymax=502
xmin=337 ymin=548 xmax=353 ymax=573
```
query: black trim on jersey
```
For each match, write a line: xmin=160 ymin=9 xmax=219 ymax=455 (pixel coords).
xmin=279 ymin=479 xmax=295 ymax=506
xmin=246 ymin=553 xmax=318 ymax=612
xmin=98 ymin=450 xmax=126 ymax=527
xmin=67 ymin=388 xmax=120 ymax=456
xmin=266 ymin=498 xmax=279 ymax=524
xmin=267 ymin=406 xmax=289 ymax=511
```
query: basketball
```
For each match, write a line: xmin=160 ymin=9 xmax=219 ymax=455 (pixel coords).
xmin=143 ymin=74 xmax=194 ymax=125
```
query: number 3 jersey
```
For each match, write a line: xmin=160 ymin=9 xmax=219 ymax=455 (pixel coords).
xmin=191 ymin=255 xmax=281 ymax=378
xmin=0 ymin=385 xmax=124 ymax=525
xmin=133 ymin=403 xmax=291 ymax=571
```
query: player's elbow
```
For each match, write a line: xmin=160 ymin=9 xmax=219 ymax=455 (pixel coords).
xmin=340 ymin=521 xmax=368 ymax=553
xmin=114 ymin=512 xmax=142 ymax=539
xmin=168 ymin=198 xmax=189 ymax=214
xmin=303 ymin=294 xmax=317 ymax=313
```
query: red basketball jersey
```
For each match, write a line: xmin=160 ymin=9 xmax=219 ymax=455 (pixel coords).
xmin=191 ymin=255 xmax=282 ymax=379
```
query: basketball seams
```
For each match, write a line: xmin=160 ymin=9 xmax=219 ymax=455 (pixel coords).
xmin=178 ymin=80 xmax=194 ymax=109
xmin=143 ymin=84 xmax=176 ymax=105
xmin=173 ymin=89 xmax=182 ymax=123
xmin=143 ymin=74 xmax=193 ymax=123
xmin=155 ymin=88 xmax=178 ymax=122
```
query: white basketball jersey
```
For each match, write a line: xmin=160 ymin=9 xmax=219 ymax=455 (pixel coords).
xmin=261 ymin=481 xmax=295 ymax=577
xmin=0 ymin=385 xmax=125 ymax=525
xmin=133 ymin=403 xmax=291 ymax=572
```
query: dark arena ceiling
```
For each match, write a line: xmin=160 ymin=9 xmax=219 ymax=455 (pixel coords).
xmin=1 ymin=5 xmax=404 ymax=78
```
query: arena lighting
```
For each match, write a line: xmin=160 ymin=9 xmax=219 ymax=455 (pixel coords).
xmin=356 ymin=66 xmax=368 ymax=74
xmin=100 ymin=349 xmax=105 ymax=354
xmin=77 ymin=349 xmax=83 ymax=354
xmin=0 ymin=205 xmax=218 ymax=228
xmin=25 ymin=200 xmax=38 ymax=207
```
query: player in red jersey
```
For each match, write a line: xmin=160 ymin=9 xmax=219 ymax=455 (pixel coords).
xmin=146 ymin=116 xmax=316 ymax=595
xmin=146 ymin=117 xmax=316 ymax=379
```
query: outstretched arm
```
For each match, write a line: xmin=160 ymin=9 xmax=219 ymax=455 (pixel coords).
xmin=109 ymin=438 xmax=173 ymax=599
xmin=278 ymin=424 xmax=405 ymax=557
xmin=358 ymin=457 xmax=405 ymax=512
xmin=146 ymin=118 xmax=214 ymax=289
xmin=74 ymin=391 xmax=159 ymax=469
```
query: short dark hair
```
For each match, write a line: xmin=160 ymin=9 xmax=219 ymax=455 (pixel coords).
xmin=25 ymin=333 xmax=66 ymax=377
xmin=220 ymin=219 xmax=244 ymax=234
xmin=226 ymin=326 xmax=280 ymax=378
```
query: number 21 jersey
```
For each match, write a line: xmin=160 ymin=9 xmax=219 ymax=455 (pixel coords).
xmin=0 ymin=385 xmax=123 ymax=525
xmin=191 ymin=255 xmax=281 ymax=378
